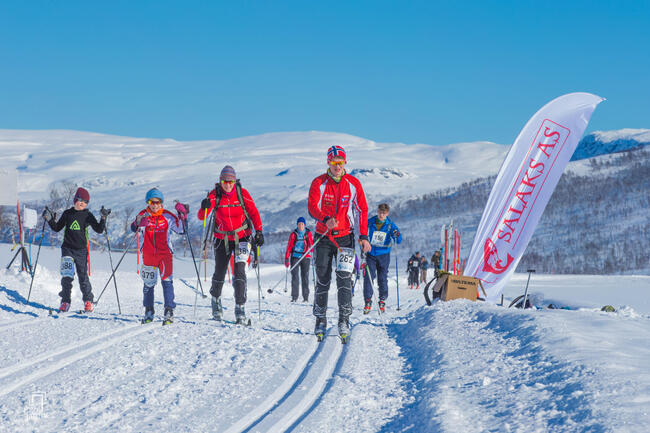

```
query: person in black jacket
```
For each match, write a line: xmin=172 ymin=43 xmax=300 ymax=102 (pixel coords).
xmin=407 ymin=251 xmax=421 ymax=289
xmin=43 ymin=187 xmax=109 ymax=312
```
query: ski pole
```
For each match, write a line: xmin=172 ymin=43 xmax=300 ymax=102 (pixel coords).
xmin=360 ymin=252 xmax=385 ymax=327
xmin=177 ymin=202 xmax=206 ymax=298
xmin=284 ymin=267 xmax=288 ymax=293
xmin=255 ymin=244 xmax=262 ymax=321
xmin=26 ymin=218 xmax=47 ymax=303
xmin=267 ymin=229 xmax=328 ymax=294
xmin=394 ymin=242 xmax=400 ymax=311
xmin=95 ymin=233 xmax=137 ymax=306
xmin=103 ymin=214 xmax=122 ymax=314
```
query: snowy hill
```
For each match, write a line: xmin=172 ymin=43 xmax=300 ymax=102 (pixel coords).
xmin=0 ymin=129 xmax=508 ymax=214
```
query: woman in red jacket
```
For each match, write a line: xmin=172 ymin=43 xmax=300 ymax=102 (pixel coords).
xmin=198 ymin=165 xmax=263 ymax=324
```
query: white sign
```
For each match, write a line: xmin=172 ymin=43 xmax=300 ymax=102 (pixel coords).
xmin=464 ymin=93 xmax=604 ymax=303
xmin=23 ymin=206 xmax=38 ymax=229
xmin=0 ymin=170 xmax=18 ymax=206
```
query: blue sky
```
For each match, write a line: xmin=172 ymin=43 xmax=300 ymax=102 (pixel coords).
xmin=1 ymin=0 xmax=648 ymax=145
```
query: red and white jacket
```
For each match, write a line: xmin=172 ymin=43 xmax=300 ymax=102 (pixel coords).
xmin=285 ymin=229 xmax=314 ymax=262
xmin=132 ymin=209 xmax=183 ymax=257
xmin=197 ymin=186 xmax=263 ymax=241
xmin=308 ymin=172 xmax=369 ymax=240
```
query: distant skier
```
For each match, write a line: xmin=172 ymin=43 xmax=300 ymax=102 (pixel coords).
xmin=131 ymin=188 xmax=186 ymax=324
xmin=420 ymin=256 xmax=429 ymax=283
xmin=308 ymin=145 xmax=370 ymax=343
xmin=407 ymin=251 xmax=421 ymax=289
xmin=362 ymin=203 xmax=402 ymax=314
xmin=42 ymin=187 xmax=108 ymax=313
xmin=198 ymin=165 xmax=264 ymax=325
xmin=284 ymin=217 xmax=313 ymax=302
xmin=431 ymin=250 xmax=441 ymax=272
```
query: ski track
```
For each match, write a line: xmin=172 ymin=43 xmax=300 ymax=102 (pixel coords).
xmin=233 ymin=326 xmax=345 ymax=433
xmin=0 ymin=321 xmax=143 ymax=381
xmin=0 ymin=323 xmax=156 ymax=398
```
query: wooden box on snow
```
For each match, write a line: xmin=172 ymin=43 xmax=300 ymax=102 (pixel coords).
xmin=431 ymin=273 xmax=479 ymax=302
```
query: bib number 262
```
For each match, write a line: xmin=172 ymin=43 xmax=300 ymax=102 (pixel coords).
xmin=336 ymin=247 xmax=355 ymax=273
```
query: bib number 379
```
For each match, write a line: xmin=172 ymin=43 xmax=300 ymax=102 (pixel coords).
xmin=336 ymin=247 xmax=355 ymax=273
xmin=141 ymin=265 xmax=158 ymax=288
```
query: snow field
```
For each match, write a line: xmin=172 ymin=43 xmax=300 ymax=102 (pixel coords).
xmin=1 ymin=245 xmax=650 ymax=432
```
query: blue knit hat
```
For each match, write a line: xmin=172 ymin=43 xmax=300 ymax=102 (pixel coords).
xmin=145 ymin=188 xmax=164 ymax=203
xmin=297 ymin=217 xmax=306 ymax=225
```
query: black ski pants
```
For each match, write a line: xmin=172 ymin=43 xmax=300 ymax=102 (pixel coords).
xmin=59 ymin=247 xmax=93 ymax=303
xmin=210 ymin=237 xmax=249 ymax=305
xmin=313 ymin=233 xmax=354 ymax=320
xmin=290 ymin=256 xmax=310 ymax=301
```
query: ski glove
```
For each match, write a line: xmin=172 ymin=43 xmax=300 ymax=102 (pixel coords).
xmin=200 ymin=198 xmax=211 ymax=211
xmin=42 ymin=208 xmax=55 ymax=221
xmin=392 ymin=229 xmax=400 ymax=239
xmin=136 ymin=214 xmax=150 ymax=227
xmin=285 ymin=259 xmax=290 ymax=268
xmin=254 ymin=231 xmax=264 ymax=247
xmin=100 ymin=206 xmax=111 ymax=218
xmin=175 ymin=202 xmax=188 ymax=221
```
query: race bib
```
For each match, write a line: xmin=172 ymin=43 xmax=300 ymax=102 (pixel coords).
xmin=141 ymin=265 xmax=158 ymax=288
xmin=235 ymin=242 xmax=251 ymax=264
xmin=60 ymin=256 xmax=75 ymax=278
xmin=370 ymin=231 xmax=387 ymax=247
xmin=412 ymin=261 xmax=419 ymax=268
xmin=336 ymin=247 xmax=355 ymax=273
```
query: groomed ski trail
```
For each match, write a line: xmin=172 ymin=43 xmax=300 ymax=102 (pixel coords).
xmin=0 ymin=322 xmax=156 ymax=398
xmin=224 ymin=326 xmax=347 ymax=433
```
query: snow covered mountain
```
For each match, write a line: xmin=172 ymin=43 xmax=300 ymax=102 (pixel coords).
xmin=571 ymin=128 xmax=650 ymax=161
xmin=0 ymin=129 xmax=509 ymax=214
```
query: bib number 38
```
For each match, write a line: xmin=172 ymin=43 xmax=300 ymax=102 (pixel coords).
xmin=236 ymin=242 xmax=251 ymax=264
xmin=60 ymin=256 xmax=75 ymax=278
xmin=336 ymin=247 xmax=355 ymax=273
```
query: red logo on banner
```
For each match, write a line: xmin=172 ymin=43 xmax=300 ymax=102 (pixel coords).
xmin=482 ymin=238 xmax=514 ymax=274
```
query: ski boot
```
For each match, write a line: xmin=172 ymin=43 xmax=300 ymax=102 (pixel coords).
xmin=291 ymin=298 xmax=297 ymax=303
xmin=84 ymin=301 xmax=94 ymax=313
xmin=211 ymin=296 xmax=223 ymax=321
xmin=314 ymin=317 xmax=327 ymax=342
xmin=162 ymin=307 xmax=174 ymax=326
xmin=363 ymin=299 xmax=372 ymax=315
xmin=234 ymin=304 xmax=250 ymax=326
xmin=338 ymin=317 xmax=350 ymax=344
xmin=141 ymin=308 xmax=154 ymax=324
xmin=59 ymin=301 xmax=70 ymax=313
xmin=378 ymin=299 xmax=386 ymax=313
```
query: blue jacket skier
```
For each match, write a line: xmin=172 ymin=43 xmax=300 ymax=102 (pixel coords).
xmin=363 ymin=203 xmax=402 ymax=314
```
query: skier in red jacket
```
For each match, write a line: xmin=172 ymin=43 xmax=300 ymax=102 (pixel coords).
xmin=198 ymin=165 xmax=264 ymax=325
xmin=308 ymin=145 xmax=370 ymax=343
xmin=284 ymin=217 xmax=314 ymax=302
